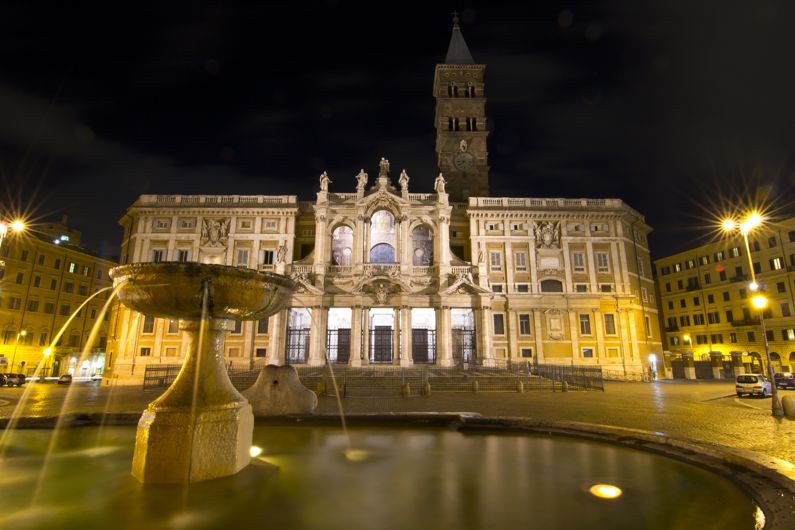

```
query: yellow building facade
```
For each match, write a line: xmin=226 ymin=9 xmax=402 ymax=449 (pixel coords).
xmin=654 ymin=217 xmax=795 ymax=377
xmin=0 ymin=222 xmax=117 ymax=377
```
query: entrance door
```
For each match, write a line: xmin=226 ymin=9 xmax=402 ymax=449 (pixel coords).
xmin=371 ymin=326 xmax=392 ymax=363
xmin=336 ymin=329 xmax=351 ymax=364
xmin=412 ymin=329 xmax=429 ymax=363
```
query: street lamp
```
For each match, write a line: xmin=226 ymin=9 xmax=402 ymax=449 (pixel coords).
xmin=10 ymin=330 xmax=27 ymax=373
xmin=683 ymin=334 xmax=692 ymax=350
xmin=0 ymin=219 xmax=27 ymax=267
xmin=722 ymin=211 xmax=784 ymax=418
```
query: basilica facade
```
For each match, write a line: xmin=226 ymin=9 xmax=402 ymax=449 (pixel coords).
xmin=106 ymin=19 xmax=661 ymax=381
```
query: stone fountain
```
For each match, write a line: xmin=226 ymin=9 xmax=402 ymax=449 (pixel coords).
xmin=109 ymin=263 xmax=294 ymax=484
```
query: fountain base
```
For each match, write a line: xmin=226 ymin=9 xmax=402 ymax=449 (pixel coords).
xmin=130 ymin=318 xmax=255 ymax=484
xmin=132 ymin=402 xmax=253 ymax=484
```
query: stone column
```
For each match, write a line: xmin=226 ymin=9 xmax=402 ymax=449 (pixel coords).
xmin=268 ymin=309 xmax=286 ymax=365
xmin=506 ymin=309 xmax=518 ymax=361
xmin=592 ymin=308 xmax=604 ymax=364
xmin=400 ymin=306 xmax=412 ymax=366
xmin=533 ymin=310 xmax=545 ymax=362
xmin=350 ymin=306 xmax=363 ymax=367
xmin=682 ymin=351 xmax=696 ymax=380
xmin=478 ymin=304 xmax=494 ymax=366
xmin=731 ymin=351 xmax=745 ymax=376
xmin=437 ymin=307 xmax=453 ymax=366
xmin=710 ymin=351 xmax=724 ymax=379
xmin=308 ymin=306 xmax=327 ymax=366
xmin=568 ymin=310 xmax=580 ymax=363
xmin=362 ymin=309 xmax=370 ymax=365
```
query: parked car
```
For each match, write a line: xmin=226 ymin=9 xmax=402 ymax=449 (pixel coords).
xmin=57 ymin=374 xmax=72 ymax=385
xmin=774 ymin=372 xmax=795 ymax=390
xmin=735 ymin=374 xmax=772 ymax=397
xmin=0 ymin=374 xmax=7 ymax=386
xmin=4 ymin=373 xmax=26 ymax=387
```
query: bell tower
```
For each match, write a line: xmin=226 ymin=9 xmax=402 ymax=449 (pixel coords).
xmin=433 ymin=13 xmax=490 ymax=201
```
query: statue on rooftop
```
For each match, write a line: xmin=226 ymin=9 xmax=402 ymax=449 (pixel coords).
xmin=356 ymin=169 xmax=368 ymax=192
xmin=399 ymin=170 xmax=409 ymax=192
xmin=379 ymin=157 xmax=390 ymax=177
xmin=434 ymin=173 xmax=447 ymax=194
xmin=319 ymin=171 xmax=331 ymax=191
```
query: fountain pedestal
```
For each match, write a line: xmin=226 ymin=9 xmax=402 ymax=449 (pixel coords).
xmin=110 ymin=262 xmax=294 ymax=485
xmin=132 ymin=319 xmax=253 ymax=484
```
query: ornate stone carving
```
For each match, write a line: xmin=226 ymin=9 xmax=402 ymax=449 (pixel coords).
xmin=379 ymin=157 xmax=390 ymax=176
xmin=276 ymin=245 xmax=287 ymax=264
xmin=534 ymin=221 xmax=560 ymax=249
xmin=434 ymin=173 xmax=447 ymax=194
xmin=375 ymin=283 xmax=389 ymax=305
xmin=356 ymin=169 xmax=368 ymax=192
xmin=200 ymin=218 xmax=230 ymax=248
xmin=319 ymin=171 xmax=331 ymax=191
xmin=399 ymin=170 xmax=409 ymax=192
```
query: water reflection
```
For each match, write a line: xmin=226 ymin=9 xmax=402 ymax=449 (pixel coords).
xmin=0 ymin=425 xmax=760 ymax=530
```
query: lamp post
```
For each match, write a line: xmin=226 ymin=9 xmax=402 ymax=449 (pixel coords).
xmin=0 ymin=219 xmax=27 ymax=268
xmin=722 ymin=213 xmax=784 ymax=417
xmin=10 ymin=330 xmax=27 ymax=373
xmin=683 ymin=333 xmax=692 ymax=351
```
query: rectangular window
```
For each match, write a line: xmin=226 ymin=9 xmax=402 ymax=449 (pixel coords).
xmin=715 ymin=251 xmax=724 ymax=262
xmin=15 ymin=272 xmax=24 ymax=284
xmin=27 ymin=300 xmax=39 ymax=312
xmin=703 ymin=273 xmax=711 ymax=285
xmin=747 ymin=331 xmax=755 ymax=342
xmin=680 ymin=299 xmax=686 ymax=308
xmin=730 ymin=332 xmax=737 ymax=343
xmin=677 ymin=280 xmax=683 ymax=290
xmin=582 ymin=347 xmax=594 ymax=358
xmin=516 ymin=284 xmax=529 ymax=293
xmin=255 ymin=348 xmax=267 ymax=358
xmin=604 ymin=314 xmax=617 ymax=335
xmin=637 ymin=257 xmax=645 ymax=277
xmin=176 ymin=249 xmax=190 ymax=262
xmin=665 ymin=282 xmax=671 ymax=292
xmin=595 ymin=252 xmax=609 ymax=273
xmin=693 ymin=296 xmax=700 ymax=306
xmin=667 ymin=301 xmax=674 ymax=310
xmin=729 ymin=247 xmax=740 ymax=258
xmin=572 ymin=252 xmax=585 ymax=272
xmin=493 ymin=314 xmax=505 ymax=335
xmin=579 ymin=314 xmax=592 ymax=335
xmin=770 ymin=257 xmax=783 ymax=271
xmin=781 ymin=303 xmax=791 ymax=318
xmin=514 ymin=252 xmax=527 ymax=271
xmin=575 ymin=284 xmax=588 ymax=292
xmin=686 ymin=259 xmax=695 ymax=270
xmin=722 ymin=291 xmax=730 ymax=301
xmin=777 ymin=281 xmax=786 ymax=293
xmin=167 ymin=320 xmax=179 ymax=334
xmin=236 ymin=248 xmax=250 ymax=267
xmin=519 ymin=314 xmax=531 ymax=335
xmin=257 ymin=318 xmax=269 ymax=334
xmin=768 ymin=236 xmax=777 ymax=248
xmin=68 ymin=262 xmax=77 ymax=273
xmin=725 ymin=309 xmax=734 ymax=322
xmin=260 ymin=249 xmax=275 ymax=265
xmin=44 ymin=302 xmax=55 ymax=314
xmin=785 ymin=329 xmax=795 ymax=341
xmin=59 ymin=304 xmax=70 ymax=316
xmin=599 ymin=284 xmax=613 ymax=293
xmin=674 ymin=263 xmax=682 ymax=272
xmin=151 ymin=249 xmax=164 ymax=263
xmin=50 ymin=279 xmax=57 ymax=290
xmin=644 ymin=316 xmax=652 ymax=338
xmin=520 ymin=348 xmax=533 ymax=358
xmin=719 ymin=270 xmax=727 ymax=281
xmin=693 ymin=313 xmax=705 ymax=325
xmin=489 ymin=252 xmax=502 ymax=271
xmin=491 ymin=284 xmax=503 ymax=293
xmin=232 ymin=320 xmax=243 ymax=334
xmin=707 ymin=312 xmax=720 ymax=324
xmin=63 ymin=282 xmax=74 ymax=293
xmin=641 ymin=287 xmax=648 ymax=302
xmin=707 ymin=294 xmax=714 ymax=304
xmin=699 ymin=255 xmax=710 ymax=266
xmin=142 ymin=315 xmax=155 ymax=334
xmin=140 ymin=347 xmax=151 ymax=357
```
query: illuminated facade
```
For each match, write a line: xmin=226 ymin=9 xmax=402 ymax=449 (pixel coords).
xmin=0 ymin=221 xmax=116 ymax=377
xmin=654 ymin=217 xmax=795 ymax=377
xmin=105 ymin=19 xmax=661 ymax=382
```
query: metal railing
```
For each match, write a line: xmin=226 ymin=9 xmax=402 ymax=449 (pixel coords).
xmin=530 ymin=363 xmax=605 ymax=391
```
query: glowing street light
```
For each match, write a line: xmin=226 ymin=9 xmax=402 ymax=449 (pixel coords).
xmin=0 ymin=218 xmax=27 ymax=264
xmin=721 ymin=211 xmax=784 ymax=418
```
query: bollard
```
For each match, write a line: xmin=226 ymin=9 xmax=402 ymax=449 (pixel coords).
xmin=424 ymin=382 xmax=432 ymax=396
xmin=516 ymin=381 xmax=524 ymax=393
xmin=401 ymin=383 xmax=411 ymax=398
xmin=472 ymin=380 xmax=479 ymax=393
xmin=782 ymin=395 xmax=795 ymax=420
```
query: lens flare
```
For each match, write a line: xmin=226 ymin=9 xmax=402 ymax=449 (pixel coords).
xmin=249 ymin=446 xmax=263 ymax=458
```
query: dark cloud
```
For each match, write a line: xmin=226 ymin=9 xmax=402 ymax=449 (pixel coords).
xmin=0 ymin=0 xmax=793 ymax=257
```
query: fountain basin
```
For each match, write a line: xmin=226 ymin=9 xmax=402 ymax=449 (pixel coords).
xmin=108 ymin=263 xmax=295 ymax=484
xmin=0 ymin=422 xmax=767 ymax=529
xmin=109 ymin=262 xmax=294 ymax=321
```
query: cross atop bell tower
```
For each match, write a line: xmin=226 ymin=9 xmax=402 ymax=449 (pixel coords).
xmin=433 ymin=13 xmax=490 ymax=201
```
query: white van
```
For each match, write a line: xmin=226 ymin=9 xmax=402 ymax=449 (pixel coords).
xmin=735 ymin=374 xmax=772 ymax=398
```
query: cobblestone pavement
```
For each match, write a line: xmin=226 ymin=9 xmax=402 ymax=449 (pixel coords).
xmin=1 ymin=380 xmax=793 ymax=465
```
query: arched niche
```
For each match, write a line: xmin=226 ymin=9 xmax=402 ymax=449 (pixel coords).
xmin=369 ymin=210 xmax=396 ymax=264
xmin=330 ymin=225 xmax=353 ymax=266
xmin=411 ymin=225 xmax=434 ymax=266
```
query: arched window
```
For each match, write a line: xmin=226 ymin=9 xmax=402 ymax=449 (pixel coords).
xmin=369 ymin=210 xmax=396 ymax=264
xmin=411 ymin=225 xmax=433 ymax=266
xmin=331 ymin=225 xmax=353 ymax=266
xmin=540 ymin=279 xmax=564 ymax=293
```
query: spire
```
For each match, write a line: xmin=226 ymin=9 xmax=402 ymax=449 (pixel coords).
xmin=445 ymin=11 xmax=474 ymax=64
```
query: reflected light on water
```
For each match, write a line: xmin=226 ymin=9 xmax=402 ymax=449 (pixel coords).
xmin=344 ymin=449 xmax=373 ymax=462
xmin=589 ymin=484 xmax=622 ymax=499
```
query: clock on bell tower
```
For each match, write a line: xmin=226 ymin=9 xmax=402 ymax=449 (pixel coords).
xmin=433 ymin=13 xmax=490 ymax=202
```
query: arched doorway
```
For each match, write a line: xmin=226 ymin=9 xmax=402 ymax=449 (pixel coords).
xmin=770 ymin=352 xmax=782 ymax=373
xmin=747 ymin=352 xmax=763 ymax=374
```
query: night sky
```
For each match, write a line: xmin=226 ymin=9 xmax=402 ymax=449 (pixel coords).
xmin=1 ymin=1 xmax=793 ymax=260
